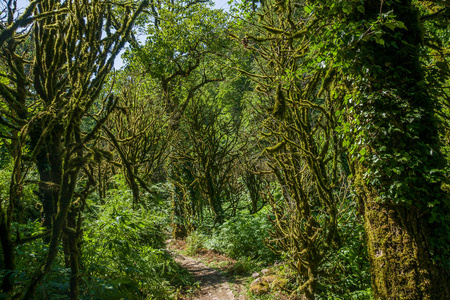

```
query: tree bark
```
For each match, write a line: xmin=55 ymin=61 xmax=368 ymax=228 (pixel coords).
xmin=66 ymin=209 xmax=80 ymax=300
xmin=350 ymin=0 xmax=450 ymax=298
xmin=0 ymin=219 xmax=15 ymax=293
xmin=23 ymin=166 xmax=79 ymax=299
xmin=171 ymin=186 xmax=188 ymax=239
xmin=354 ymin=167 xmax=447 ymax=299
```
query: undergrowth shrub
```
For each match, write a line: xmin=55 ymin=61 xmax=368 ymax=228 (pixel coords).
xmin=315 ymin=200 xmax=372 ymax=299
xmin=185 ymin=231 xmax=205 ymax=256
xmin=203 ymin=209 xmax=278 ymax=263
xmin=81 ymin=180 xmax=192 ymax=299
xmin=0 ymin=161 xmax=39 ymax=221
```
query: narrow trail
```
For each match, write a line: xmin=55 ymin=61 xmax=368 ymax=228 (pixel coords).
xmin=167 ymin=240 xmax=246 ymax=300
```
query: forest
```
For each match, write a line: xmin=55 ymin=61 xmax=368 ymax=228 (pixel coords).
xmin=0 ymin=0 xmax=449 ymax=299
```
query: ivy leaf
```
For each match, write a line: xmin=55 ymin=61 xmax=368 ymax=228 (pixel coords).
xmin=384 ymin=20 xmax=407 ymax=31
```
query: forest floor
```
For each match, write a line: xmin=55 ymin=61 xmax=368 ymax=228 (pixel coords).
xmin=166 ymin=239 xmax=248 ymax=300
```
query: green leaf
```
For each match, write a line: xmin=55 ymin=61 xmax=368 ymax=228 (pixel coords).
xmin=384 ymin=20 xmax=407 ymax=31
xmin=304 ymin=5 xmax=314 ymax=14
xmin=342 ymin=6 xmax=351 ymax=14
xmin=357 ymin=5 xmax=365 ymax=14
xmin=397 ymin=21 xmax=406 ymax=29
xmin=436 ymin=61 xmax=449 ymax=72
xmin=376 ymin=38 xmax=385 ymax=46
xmin=384 ymin=21 xmax=398 ymax=31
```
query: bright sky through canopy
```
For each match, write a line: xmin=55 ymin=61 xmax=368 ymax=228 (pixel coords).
xmin=13 ymin=0 xmax=231 ymax=69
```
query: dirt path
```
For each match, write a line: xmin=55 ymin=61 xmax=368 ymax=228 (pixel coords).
xmin=167 ymin=240 xmax=245 ymax=300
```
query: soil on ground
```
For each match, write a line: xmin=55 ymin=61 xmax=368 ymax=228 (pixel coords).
xmin=167 ymin=239 xmax=247 ymax=300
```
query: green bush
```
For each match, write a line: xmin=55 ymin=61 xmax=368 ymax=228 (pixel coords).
xmin=203 ymin=209 xmax=279 ymax=263
xmin=0 ymin=161 xmax=40 ymax=221
xmin=186 ymin=231 xmax=205 ymax=256
xmin=316 ymin=200 xmax=373 ymax=299
xmin=81 ymin=184 xmax=192 ymax=299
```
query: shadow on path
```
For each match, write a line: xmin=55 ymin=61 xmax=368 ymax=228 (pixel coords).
xmin=166 ymin=240 xmax=245 ymax=300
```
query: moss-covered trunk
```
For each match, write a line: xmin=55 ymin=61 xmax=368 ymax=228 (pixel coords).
xmin=205 ymin=171 xmax=223 ymax=225
xmin=349 ymin=0 xmax=450 ymax=298
xmin=30 ymin=123 xmax=62 ymax=232
xmin=23 ymin=158 xmax=80 ymax=298
xmin=171 ymin=185 xmax=188 ymax=239
xmin=0 ymin=144 xmax=22 ymax=294
xmin=354 ymin=167 xmax=447 ymax=299
xmin=0 ymin=219 xmax=15 ymax=293
xmin=67 ymin=209 xmax=80 ymax=300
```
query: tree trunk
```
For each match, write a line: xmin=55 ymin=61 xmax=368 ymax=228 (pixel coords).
xmin=1 ymin=144 xmax=24 ymax=293
xmin=23 ymin=161 xmax=80 ymax=299
xmin=30 ymin=124 xmax=62 ymax=232
xmin=0 ymin=219 xmax=15 ymax=293
xmin=172 ymin=186 xmax=187 ymax=239
xmin=206 ymin=174 xmax=223 ymax=225
xmin=349 ymin=0 xmax=450 ymax=298
xmin=354 ymin=167 xmax=447 ymax=299
xmin=66 ymin=209 xmax=80 ymax=300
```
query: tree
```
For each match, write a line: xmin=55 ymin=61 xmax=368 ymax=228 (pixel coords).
xmin=298 ymin=0 xmax=450 ymax=297
xmin=102 ymin=73 xmax=172 ymax=206
xmin=173 ymin=97 xmax=244 ymax=225
xmin=128 ymin=0 xmax=228 ymax=125
xmin=239 ymin=0 xmax=450 ymax=297
xmin=125 ymin=0 xmax=230 ymax=236
xmin=0 ymin=0 xmax=147 ymax=297
xmin=240 ymin=1 xmax=356 ymax=297
xmin=0 ymin=0 xmax=37 ymax=47
xmin=341 ymin=0 xmax=450 ymax=297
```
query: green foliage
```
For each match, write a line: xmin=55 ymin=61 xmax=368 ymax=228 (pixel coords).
xmin=2 ymin=221 xmax=66 ymax=298
xmin=0 ymin=161 xmax=39 ymax=220
xmin=0 ymin=161 xmax=12 ymax=200
xmin=316 ymin=200 xmax=372 ymax=299
xmin=0 ymin=175 xmax=185 ymax=299
xmin=0 ymin=0 xmax=448 ymax=299
xmin=185 ymin=230 xmax=205 ymax=256
xmin=334 ymin=0 xmax=450 ymax=270
xmin=80 ymin=181 xmax=191 ymax=299
xmin=313 ymin=0 xmax=450 ymax=296
xmin=126 ymin=0 xmax=228 ymax=79
xmin=202 ymin=210 xmax=279 ymax=263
